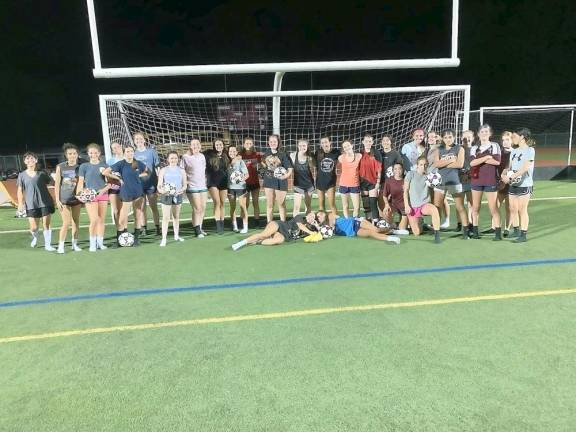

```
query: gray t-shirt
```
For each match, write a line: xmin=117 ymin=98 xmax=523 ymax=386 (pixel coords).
xmin=17 ymin=170 xmax=54 ymax=210
xmin=228 ymin=159 xmax=249 ymax=190
xmin=79 ymin=162 xmax=108 ymax=191
xmin=510 ymin=147 xmax=535 ymax=187
xmin=57 ymin=162 xmax=79 ymax=204
xmin=405 ymin=170 xmax=430 ymax=208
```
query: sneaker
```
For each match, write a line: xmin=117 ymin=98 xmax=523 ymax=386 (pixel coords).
xmin=513 ymin=236 xmax=527 ymax=243
xmin=71 ymin=244 xmax=82 ymax=252
xmin=386 ymin=235 xmax=400 ymax=245
xmin=57 ymin=245 xmax=65 ymax=254
xmin=392 ymin=229 xmax=409 ymax=235
xmin=89 ymin=246 xmax=97 ymax=252
xmin=231 ymin=240 xmax=247 ymax=251
xmin=30 ymin=233 xmax=38 ymax=248
xmin=240 ymin=227 xmax=248 ymax=234
xmin=503 ymin=230 xmax=510 ymax=238
xmin=174 ymin=236 xmax=185 ymax=242
xmin=233 ymin=226 xmax=240 ymax=233
xmin=455 ymin=223 xmax=462 ymax=232
xmin=196 ymin=233 xmax=205 ymax=239
xmin=159 ymin=239 xmax=167 ymax=247
xmin=483 ymin=228 xmax=496 ymax=234
xmin=45 ymin=245 xmax=56 ymax=252
xmin=440 ymin=220 xmax=450 ymax=229
xmin=98 ymin=244 xmax=108 ymax=250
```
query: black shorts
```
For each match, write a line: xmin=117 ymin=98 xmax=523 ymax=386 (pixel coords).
xmin=316 ymin=181 xmax=336 ymax=192
xmin=263 ymin=176 xmax=288 ymax=192
xmin=360 ymin=178 xmax=376 ymax=192
xmin=509 ymin=186 xmax=533 ymax=196
xmin=26 ymin=206 xmax=55 ymax=218
xmin=471 ymin=184 xmax=498 ymax=193
xmin=228 ymin=189 xmax=247 ymax=199
xmin=61 ymin=198 xmax=81 ymax=207
xmin=141 ymin=179 xmax=157 ymax=195
xmin=208 ymin=179 xmax=228 ymax=191
xmin=159 ymin=194 xmax=183 ymax=205
xmin=273 ymin=221 xmax=292 ymax=243
xmin=246 ymin=183 xmax=260 ymax=192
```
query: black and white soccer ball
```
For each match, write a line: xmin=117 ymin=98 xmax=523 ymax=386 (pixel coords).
xmin=319 ymin=224 xmax=334 ymax=239
xmin=375 ymin=219 xmax=390 ymax=229
xmin=118 ymin=232 xmax=135 ymax=247
xmin=506 ymin=170 xmax=522 ymax=186
xmin=425 ymin=172 xmax=442 ymax=188
xmin=273 ymin=167 xmax=288 ymax=179
xmin=229 ymin=170 xmax=244 ymax=185
xmin=77 ymin=188 xmax=97 ymax=203
xmin=385 ymin=166 xmax=394 ymax=178
xmin=15 ymin=209 xmax=26 ymax=218
xmin=164 ymin=183 xmax=178 ymax=195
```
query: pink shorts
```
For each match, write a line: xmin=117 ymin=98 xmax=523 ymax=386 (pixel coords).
xmin=94 ymin=193 xmax=109 ymax=203
xmin=408 ymin=204 xmax=426 ymax=218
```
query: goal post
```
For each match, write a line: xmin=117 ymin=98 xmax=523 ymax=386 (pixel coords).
xmin=480 ymin=104 xmax=576 ymax=166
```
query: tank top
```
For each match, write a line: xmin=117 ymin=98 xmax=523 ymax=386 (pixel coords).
xmin=339 ymin=154 xmax=360 ymax=187
xmin=437 ymin=145 xmax=462 ymax=186
xmin=58 ymin=162 xmax=79 ymax=204
xmin=292 ymin=153 xmax=314 ymax=189
xmin=163 ymin=166 xmax=182 ymax=188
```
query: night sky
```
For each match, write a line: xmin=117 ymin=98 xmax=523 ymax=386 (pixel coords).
xmin=1 ymin=0 xmax=575 ymax=154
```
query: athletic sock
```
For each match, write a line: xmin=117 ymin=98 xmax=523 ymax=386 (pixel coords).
xmin=511 ymin=226 xmax=520 ymax=238
xmin=514 ymin=230 xmax=528 ymax=243
xmin=155 ymin=224 xmax=161 ymax=235
xmin=133 ymin=229 xmax=140 ymax=246
xmin=472 ymin=225 xmax=480 ymax=239
xmin=369 ymin=197 xmax=379 ymax=221
xmin=231 ymin=239 xmax=247 ymax=251
xmin=493 ymin=227 xmax=502 ymax=241
xmin=194 ymin=225 xmax=201 ymax=236
xmin=43 ymin=229 xmax=55 ymax=251
xmin=57 ymin=241 xmax=65 ymax=254
xmin=434 ymin=230 xmax=441 ymax=244
xmin=97 ymin=236 xmax=107 ymax=249
xmin=361 ymin=195 xmax=370 ymax=218
xmin=455 ymin=223 xmax=462 ymax=232
xmin=30 ymin=230 xmax=39 ymax=248
xmin=89 ymin=236 xmax=97 ymax=251
xmin=71 ymin=239 xmax=82 ymax=251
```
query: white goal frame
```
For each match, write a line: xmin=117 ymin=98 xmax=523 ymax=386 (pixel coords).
xmin=480 ymin=104 xmax=576 ymax=165
xmin=86 ymin=0 xmax=461 ymax=79
xmin=99 ymin=84 xmax=471 ymax=162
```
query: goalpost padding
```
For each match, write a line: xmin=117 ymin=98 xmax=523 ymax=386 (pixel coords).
xmin=99 ymin=85 xmax=470 ymax=163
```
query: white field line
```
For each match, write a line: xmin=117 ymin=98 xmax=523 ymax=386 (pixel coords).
xmin=1 ymin=195 xmax=575 ymax=235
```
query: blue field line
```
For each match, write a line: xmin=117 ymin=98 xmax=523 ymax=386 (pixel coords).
xmin=1 ymin=257 xmax=575 ymax=309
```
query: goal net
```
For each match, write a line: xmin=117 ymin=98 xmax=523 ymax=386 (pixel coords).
xmin=100 ymin=86 xmax=470 ymax=163
xmin=480 ymin=105 xmax=575 ymax=165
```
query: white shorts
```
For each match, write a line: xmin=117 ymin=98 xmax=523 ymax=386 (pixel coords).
xmin=434 ymin=184 xmax=463 ymax=195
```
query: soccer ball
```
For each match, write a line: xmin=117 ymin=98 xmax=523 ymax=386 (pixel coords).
xmin=273 ymin=167 xmax=288 ymax=179
xmin=375 ymin=219 xmax=390 ymax=229
xmin=385 ymin=166 xmax=394 ymax=178
xmin=425 ymin=172 xmax=442 ymax=187
xmin=319 ymin=224 xmax=334 ymax=239
xmin=107 ymin=171 xmax=121 ymax=191
xmin=77 ymin=188 xmax=97 ymax=203
xmin=118 ymin=232 xmax=135 ymax=247
xmin=15 ymin=209 xmax=26 ymax=218
xmin=164 ymin=183 xmax=178 ymax=195
xmin=506 ymin=170 xmax=522 ymax=186
xmin=230 ymin=170 xmax=244 ymax=185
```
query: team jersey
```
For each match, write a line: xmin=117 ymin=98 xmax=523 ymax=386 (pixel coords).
xmin=262 ymin=150 xmax=292 ymax=177
xmin=510 ymin=147 xmax=535 ymax=187
xmin=437 ymin=145 xmax=462 ymax=186
xmin=470 ymin=142 xmax=501 ymax=186
xmin=314 ymin=149 xmax=339 ymax=189
xmin=381 ymin=149 xmax=403 ymax=180
xmin=358 ymin=150 xmax=382 ymax=184
xmin=240 ymin=151 xmax=262 ymax=187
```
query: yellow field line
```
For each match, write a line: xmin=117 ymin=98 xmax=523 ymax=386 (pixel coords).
xmin=1 ymin=288 xmax=575 ymax=344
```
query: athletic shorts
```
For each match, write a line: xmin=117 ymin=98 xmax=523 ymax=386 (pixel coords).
xmin=408 ymin=204 xmax=427 ymax=218
xmin=293 ymin=185 xmax=315 ymax=195
xmin=108 ymin=188 xmax=120 ymax=195
xmin=509 ymin=186 xmax=533 ymax=196
xmin=434 ymin=184 xmax=463 ymax=195
xmin=246 ymin=183 xmax=260 ymax=192
xmin=339 ymin=185 xmax=360 ymax=194
xmin=263 ymin=177 xmax=288 ymax=192
xmin=94 ymin=193 xmax=109 ymax=202
xmin=316 ymin=181 xmax=336 ymax=192
xmin=273 ymin=221 xmax=292 ymax=243
xmin=208 ymin=179 xmax=228 ymax=191
xmin=159 ymin=194 xmax=183 ymax=205
xmin=360 ymin=178 xmax=376 ymax=192
xmin=26 ymin=206 xmax=55 ymax=218
xmin=142 ymin=180 xmax=157 ymax=195
xmin=228 ymin=189 xmax=247 ymax=199
xmin=186 ymin=187 xmax=208 ymax=194
xmin=61 ymin=198 xmax=81 ymax=207
xmin=471 ymin=185 xmax=498 ymax=192
xmin=334 ymin=217 xmax=360 ymax=237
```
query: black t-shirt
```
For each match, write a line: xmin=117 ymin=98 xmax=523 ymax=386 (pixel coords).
xmin=277 ymin=214 xmax=306 ymax=241
xmin=262 ymin=150 xmax=292 ymax=178
xmin=381 ymin=149 xmax=403 ymax=181
xmin=314 ymin=149 xmax=339 ymax=187
xmin=204 ymin=151 xmax=228 ymax=186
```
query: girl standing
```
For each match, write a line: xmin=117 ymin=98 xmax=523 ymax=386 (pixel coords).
xmin=157 ymin=151 xmax=187 ymax=246
xmin=181 ymin=138 xmax=208 ymax=238
xmin=206 ymin=139 xmax=230 ymax=234
xmin=240 ymin=137 xmax=262 ymax=227
xmin=54 ymin=143 xmax=82 ymax=253
xmin=228 ymin=145 xmax=250 ymax=233
xmin=338 ymin=140 xmax=362 ymax=218
xmin=502 ymin=128 xmax=536 ymax=243
xmin=106 ymin=141 xmax=124 ymax=228
xmin=291 ymin=138 xmax=315 ymax=217
xmin=358 ymin=134 xmax=382 ymax=222
xmin=469 ymin=124 xmax=502 ymax=240
xmin=16 ymin=152 xmax=56 ymax=251
xmin=314 ymin=136 xmax=339 ymax=215
xmin=78 ymin=143 xmax=109 ymax=252
xmin=103 ymin=147 xmax=148 ymax=246
xmin=261 ymin=134 xmax=293 ymax=223
xmin=497 ymin=131 xmax=515 ymax=236
xmin=401 ymin=128 xmax=426 ymax=171
xmin=133 ymin=132 xmax=161 ymax=235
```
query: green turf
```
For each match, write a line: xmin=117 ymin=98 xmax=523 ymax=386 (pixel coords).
xmin=0 ymin=180 xmax=575 ymax=431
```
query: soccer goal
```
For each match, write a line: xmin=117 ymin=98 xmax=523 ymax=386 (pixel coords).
xmin=99 ymin=85 xmax=470 ymax=163
xmin=480 ymin=104 xmax=575 ymax=166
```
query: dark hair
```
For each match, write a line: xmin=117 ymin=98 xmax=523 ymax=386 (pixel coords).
xmin=316 ymin=136 xmax=332 ymax=160
xmin=240 ymin=137 xmax=256 ymax=156
xmin=515 ymin=127 xmax=535 ymax=146
xmin=166 ymin=151 xmax=179 ymax=158
xmin=416 ymin=155 xmax=428 ymax=165
xmin=441 ymin=128 xmax=456 ymax=137
xmin=208 ymin=139 xmax=230 ymax=171
xmin=381 ymin=134 xmax=395 ymax=149
xmin=86 ymin=143 xmax=101 ymax=153
xmin=478 ymin=124 xmax=493 ymax=135
xmin=268 ymin=134 xmax=281 ymax=149
xmin=392 ymin=162 xmax=405 ymax=177
xmin=362 ymin=134 xmax=377 ymax=157
xmin=62 ymin=143 xmax=79 ymax=154
xmin=295 ymin=138 xmax=315 ymax=171
xmin=23 ymin=151 xmax=38 ymax=160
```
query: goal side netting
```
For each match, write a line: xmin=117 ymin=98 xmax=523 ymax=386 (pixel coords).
xmin=100 ymin=86 xmax=470 ymax=164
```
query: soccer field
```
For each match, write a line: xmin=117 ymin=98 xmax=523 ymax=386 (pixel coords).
xmin=1 ymin=180 xmax=576 ymax=431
